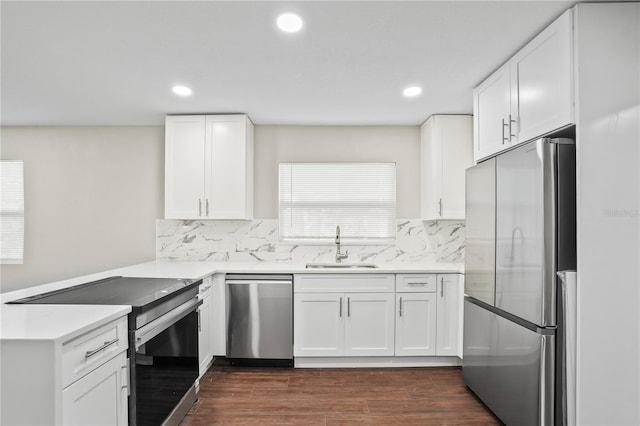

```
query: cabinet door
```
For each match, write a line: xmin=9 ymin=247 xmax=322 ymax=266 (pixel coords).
xmin=473 ymin=63 xmax=512 ymax=162
xmin=165 ymin=115 xmax=206 ymax=219
xmin=436 ymin=274 xmax=462 ymax=356
xmin=205 ymin=115 xmax=253 ymax=219
xmin=198 ymin=291 xmax=213 ymax=377
xmin=294 ymin=293 xmax=344 ymax=356
xmin=440 ymin=115 xmax=473 ymax=219
xmin=344 ymin=293 xmax=395 ymax=356
xmin=422 ymin=115 xmax=473 ymax=220
xmin=62 ymin=351 xmax=128 ymax=426
xmin=421 ymin=116 xmax=442 ymax=219
xmin=210 ymin=274 xmax=227 ymax=356
xmin=511 ymin=10 xmax=573 ymax=144
xmin=395 ymin=293 xmax=437 ymax=356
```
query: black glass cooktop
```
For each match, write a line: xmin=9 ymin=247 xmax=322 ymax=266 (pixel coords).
xmin=9 ymin=276 xmax=200 ymax=310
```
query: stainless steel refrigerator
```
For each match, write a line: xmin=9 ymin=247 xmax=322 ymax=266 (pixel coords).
xmin=463 ymin=138 xmax=576 ymax=426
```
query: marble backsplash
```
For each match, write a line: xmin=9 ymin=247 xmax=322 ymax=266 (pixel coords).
xmin=156 ymin=219 xmax=465 ymax=265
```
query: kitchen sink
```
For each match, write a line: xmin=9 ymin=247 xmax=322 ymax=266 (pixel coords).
xmin=305 ymin=263 xmax=378 ymax=269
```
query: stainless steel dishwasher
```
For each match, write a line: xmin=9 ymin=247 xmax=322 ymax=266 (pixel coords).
xmin=226 ymin=274 xmax=293 ymax=365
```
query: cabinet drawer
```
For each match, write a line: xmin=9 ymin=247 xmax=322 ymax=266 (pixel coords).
xmin=199 ymin=275 xmax=213 ymax=297
xmin=294 ymin=274 xmax=395 ymax=293
xmin=396 ymin=274 xmax=437 ymax=292
xmin=62 ymin=316 xmax=128 ymax=388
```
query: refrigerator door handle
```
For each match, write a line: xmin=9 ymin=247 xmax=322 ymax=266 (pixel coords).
xmin=558 ymin=270 xmax=577 ymax=426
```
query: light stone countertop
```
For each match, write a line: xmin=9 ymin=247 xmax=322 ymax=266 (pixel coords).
xmin=1 ymin=260 xmax=464 ymax=304
xmin=0 ymin=260 xmax=463 ymax=341
xmin=0 ymin=304 xmax=131 ymax=342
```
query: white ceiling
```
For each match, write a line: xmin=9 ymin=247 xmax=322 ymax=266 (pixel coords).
xmin=1 ymin=0 xmax=577 ymax=126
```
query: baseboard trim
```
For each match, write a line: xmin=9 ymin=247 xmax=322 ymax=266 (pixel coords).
xmin=294 ymin=356 xmax=462 ymax=368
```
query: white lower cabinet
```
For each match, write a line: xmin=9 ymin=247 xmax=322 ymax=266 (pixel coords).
xmin=293 ymin=274 xmax=395 ymax=357
xmin=436 ymin=274 xmax=463 ymax=357
xmin=395 ymin=292 xmax=437 ymax=356
xmin=198 ymin=276 xmax=214 ymax=376
xmin=1 ymin=312 xmax=129 ymax=426
xmin=63 ymin=351 xmax=128 ymax=426
xmin=395 ymin=274 xmax=438 ymax=356
xmin=344 ymin=293 xmax=395 ymax=356
xmin=294 ymin=293 xmax=344 ymax=356
xmin=294 ymin=292 xmax=395 ymax=357
xmin=294 ymin=273 xmax=463 ymax=363
xmin=210 ymin=273 xmax=227 ymax=356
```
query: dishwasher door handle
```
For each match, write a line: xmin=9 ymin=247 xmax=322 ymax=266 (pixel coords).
xmin=226 ymin=280 xmax=292 ymax=285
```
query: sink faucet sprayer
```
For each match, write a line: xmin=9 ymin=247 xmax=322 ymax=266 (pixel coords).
xmin=335 ymin=225 xmax=349 ymax=263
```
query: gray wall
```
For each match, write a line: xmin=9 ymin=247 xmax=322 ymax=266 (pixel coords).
xmin=254 ymin=125 xmax=420 ymax=218
xmin=0 ymin=124 xmax=421 ymax=292
xmin=0 ymin=127 xmax=164 ymax=292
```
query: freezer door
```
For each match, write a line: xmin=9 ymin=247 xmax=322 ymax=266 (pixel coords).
xmin=463 ymin=298 xmax=555 ymax=426
xmin=465 ymin=158 xmax=496 ymax=305
xmin=496 ymin=139 xmax=556 ymax=326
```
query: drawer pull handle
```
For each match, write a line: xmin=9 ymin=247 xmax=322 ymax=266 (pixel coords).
xmin=85 ymin=338 xmax=119 ymax=359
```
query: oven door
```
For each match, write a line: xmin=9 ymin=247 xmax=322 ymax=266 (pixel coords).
xmin=129 ymin=297 xmax=202 ymax=426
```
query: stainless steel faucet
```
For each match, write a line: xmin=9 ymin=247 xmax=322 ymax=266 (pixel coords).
xmin=335 ymin=225 xmax=349 ymax=263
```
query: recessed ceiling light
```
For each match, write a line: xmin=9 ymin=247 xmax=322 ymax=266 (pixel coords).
xmin=172 ymin=85 xmax=192 ymax=96
xmin=403 ymin=86 xmax=422 ymax=97
xmin=277 ymin=13 xmax=303 ymax=33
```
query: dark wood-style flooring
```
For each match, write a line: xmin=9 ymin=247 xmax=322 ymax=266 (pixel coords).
xmin=181 ymin=362 xmax=503 ymax=425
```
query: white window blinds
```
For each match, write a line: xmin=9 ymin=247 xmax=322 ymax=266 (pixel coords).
xmin=0 ymin=161 xmax=24 ymax=264
xmin=279 ymin=163 xmax=396 ymax=243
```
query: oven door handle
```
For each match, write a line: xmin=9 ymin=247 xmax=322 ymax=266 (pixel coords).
xmin=134 ymin=297 xmax=203 ymax=350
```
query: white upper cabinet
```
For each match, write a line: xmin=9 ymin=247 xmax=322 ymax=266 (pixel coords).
xmin=473 ymin=9 xmax=573 ymax=162
xmin=165 ymin=115 xmax=207 ymax=219
xmin=165 ymin=114 xmax=254 ymax=220
xmin=205 ymin=115 xmax=254 ymax=219
xmin=511 ymin=10 xmax=573 ymax=144
xmin=473 ymin=64 xmax=512 ymax=161
xmin=421 ymin=115 xmax=473 ymax=220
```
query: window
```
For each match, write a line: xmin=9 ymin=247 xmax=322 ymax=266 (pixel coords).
xmin=279 ymin=163 xmax=396 ymax=243
xmin=0 ymin=161 xmax=24 ymax=264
